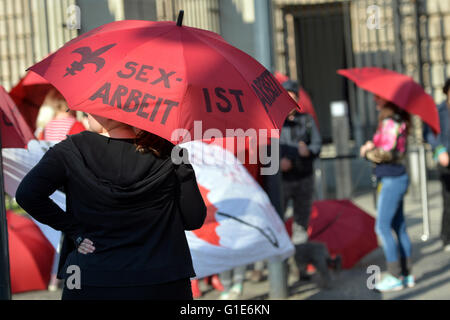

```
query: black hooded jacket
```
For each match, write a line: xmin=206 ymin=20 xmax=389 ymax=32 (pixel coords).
xmin=16 ymin=131 xmax=206 ymax=287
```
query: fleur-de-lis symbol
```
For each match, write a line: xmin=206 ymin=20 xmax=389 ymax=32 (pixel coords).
xmin=64 ymin=43 xmax=116 ymax=77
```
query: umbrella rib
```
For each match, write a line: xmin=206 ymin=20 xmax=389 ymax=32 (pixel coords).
xmin=309 ymin=210 xmax=344 ymax=239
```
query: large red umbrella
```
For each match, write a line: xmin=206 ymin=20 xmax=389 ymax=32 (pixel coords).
xmin=338 ymin=67 xmax=440 ymax=134
xmin=273 ymin=72 xmax=319 ymax=128
xmin=28 ymin=16 xmax=298 ymax=145
xmin=0 ymin=86 xmax=35 ymax=148
xmin=6 ymin=210 xmax=55 ymax=293
xmin=285 ymin=200 xmax=378 ymax=269
xmin=308 ymin=200 xmax=378 ymax=269
xmin=9 ymin=71 xmax=52 ymax=133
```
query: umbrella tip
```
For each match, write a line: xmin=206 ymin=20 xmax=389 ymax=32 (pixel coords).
xmin=176 ymin=10 xmax=184 ymax=27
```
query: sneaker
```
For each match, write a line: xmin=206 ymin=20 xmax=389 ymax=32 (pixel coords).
xmin=444 ymin=244 xmax=450 ymax=252
xmin=48 ymin=274 xmax=60 ymax=292
xmin=402 ymin=275 xmax=415 ymax=288
xmin=374 ymin=274 xmax=404 ymax=292
xmin=291 ymin=223 xmax=308 ymax=245
xmin=229 ymin=283 xmax=243 ymax=297
xmin=218 ymin=283 xmax=243 ymax=300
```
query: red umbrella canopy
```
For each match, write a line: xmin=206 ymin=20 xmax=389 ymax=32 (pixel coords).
xmin=9 ymin=71 xmax=52 ymax=133
xmin=298 ymin=87 xmax=319 ymax=129
xmin=308 ymin=200 xmax=378 ymax=269
xmin=29 ymin=19 xmax=298 ymax=145
xmin=338 ymin=67 xmax=440 ymax=134
xmin=0 ymin=86 xmax=35 ymax=148
xmin=6 ymin=211 xmax=55 ymax=293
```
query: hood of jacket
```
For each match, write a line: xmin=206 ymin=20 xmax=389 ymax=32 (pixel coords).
xmin=52 ymin=131 xmax=177 ymax=208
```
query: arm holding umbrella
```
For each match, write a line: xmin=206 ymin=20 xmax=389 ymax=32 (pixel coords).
xmin=361 ymin=118 xmax=405 ymax=164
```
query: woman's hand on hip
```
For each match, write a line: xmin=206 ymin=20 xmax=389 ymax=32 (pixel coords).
xmin=77 ymin=238 xmax=95 ymax=254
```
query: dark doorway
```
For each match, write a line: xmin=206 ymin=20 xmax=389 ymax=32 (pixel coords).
xmin=292 ymin=3 xmax=351 ymax=143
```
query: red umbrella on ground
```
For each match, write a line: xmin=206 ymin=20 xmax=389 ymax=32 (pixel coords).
xmin=28 ymin=15 xmax=298 ymax=145
xmin=0 ymin=86 xmax=35 ymax=148
xmin=338 ymin=67 xmax=440 ymax=134
xmin=308 ymin=200 xmax=378 ymax=269
xmin=285 ymin=200 xmax=378 ymax=269
xmin=6 ymin=210 xmax=55 ymax=293
xmin=9 ymin=71 xmax=52 ymax=133
xmin=273 ymin=71 xmax=319 ymax=128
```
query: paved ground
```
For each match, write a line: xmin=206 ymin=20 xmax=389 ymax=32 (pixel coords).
xmin=12 ymin=180 xmax=450 ymax=300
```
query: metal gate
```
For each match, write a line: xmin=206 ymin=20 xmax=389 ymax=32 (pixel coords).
xmin=0 ymin=0 xmax=78 ymax=90
xmin=276 ymin=0 xmax=448 ymax=145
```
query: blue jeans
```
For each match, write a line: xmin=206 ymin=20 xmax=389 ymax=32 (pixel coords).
xmin=376 ymin=174 xmax=411 ymax=264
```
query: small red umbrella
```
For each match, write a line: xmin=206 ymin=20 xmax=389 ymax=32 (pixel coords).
xmin=273 ymin=71 xmax=289 ymax=85
xmin=273 ymin=72 xmax=319 ymax=128
xmin=28 ymin=15 xmax=298 ymax=145
xmin=285 ymin=200 xmax=378 ymax=269
xmin=9 ymin=71 xmax=52 ymax=133
xmin=338 ymin=67 xmax=440 ymax=134
xmin=308 ymin=200 xmax=378 ymax=269
xmin=6 ymin=210 xmax=55 ymax=293
xmin=298 ymin=87 xmax=319 ymax=129
xmin=0 ymin=86 xmax=35 ymax=148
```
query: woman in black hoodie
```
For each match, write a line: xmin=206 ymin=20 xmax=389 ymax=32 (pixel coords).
xmin=15 ymin=114 xmax=207 ymax=300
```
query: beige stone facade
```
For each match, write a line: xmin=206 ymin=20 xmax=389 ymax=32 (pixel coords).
xmin=271 ymin=0 xmax=449 ymax=144
xmin=273 ymin=0 xmax=450 ymax=132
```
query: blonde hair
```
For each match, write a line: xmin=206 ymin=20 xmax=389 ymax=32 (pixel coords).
xmin=43 ymin=88 xmax=75 ymax=115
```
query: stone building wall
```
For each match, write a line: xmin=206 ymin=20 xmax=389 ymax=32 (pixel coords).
xmin=272 ymin=0 xmax=450 ymax=143
xmin=0 ymin=0 xmax=77 ymax=90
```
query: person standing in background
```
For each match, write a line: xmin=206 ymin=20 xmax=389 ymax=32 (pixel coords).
xmin=34 ymin=104 xmax=55 ymax=139
xmin=39 ymin=88 xmax=85 ymax=141
xmin=360 ymin=96 xmax=414 ymax=292
xmin=424 ymin=79 xmax=450 ymax=252
xmin=280 ymin=80 xmax=322 ymax=243
xmin=280 ymin=80 xmax=322 ymax=281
